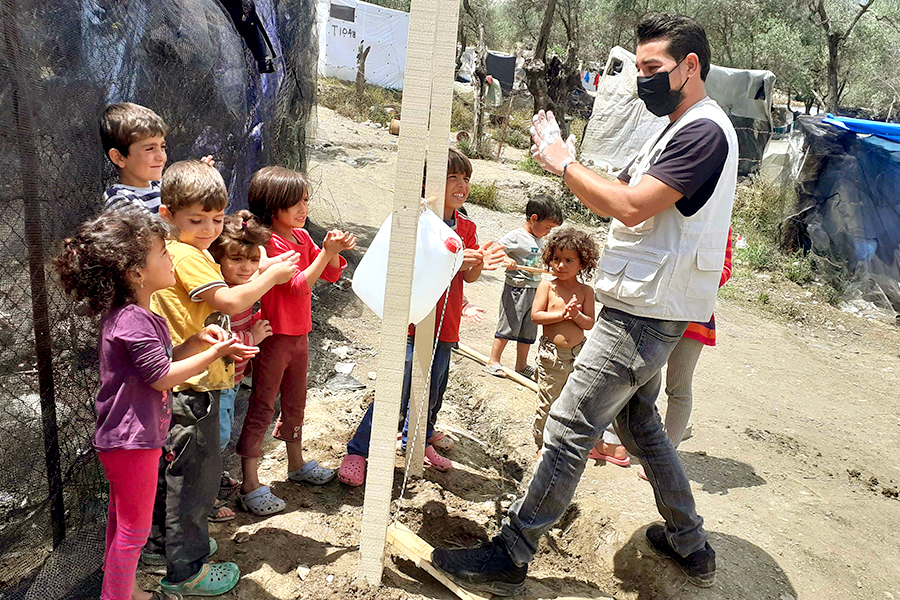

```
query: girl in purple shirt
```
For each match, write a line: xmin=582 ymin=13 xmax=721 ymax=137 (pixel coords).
xmin=54 ymin=208 xmax=257 ymax=600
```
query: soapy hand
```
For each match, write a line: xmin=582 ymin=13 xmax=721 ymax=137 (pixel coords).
xmin=530 ymin=110 xmax=577 ymax=176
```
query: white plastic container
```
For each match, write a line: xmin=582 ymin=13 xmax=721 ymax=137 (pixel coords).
xmin=352 ymin=209 xmax=464 ymax=324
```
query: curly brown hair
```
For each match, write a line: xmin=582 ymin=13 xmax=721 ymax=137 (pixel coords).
xmin=53 ymin=207 xmax=170 ymax=316
xmin=540 ymin=227 xmax=600 ymax=283
xmin=209 ymin=210 xmax=271 ymax=263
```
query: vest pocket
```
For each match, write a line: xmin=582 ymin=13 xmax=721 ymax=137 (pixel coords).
xmin=686 ymin=247 xmax=725 ymax=300
xmin=596 ymin=250 xmax=667 ymax=306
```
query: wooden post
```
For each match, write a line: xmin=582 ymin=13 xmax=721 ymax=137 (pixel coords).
xmin=407 ymin=0 xmax=460 ymax=478
xmin=358 ymin=0 xmax=447 ymax=585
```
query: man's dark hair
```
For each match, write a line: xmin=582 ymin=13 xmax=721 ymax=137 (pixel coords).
xmin=525 ymin=194 xmax=564 ymax=224
xmin=637 ymin=13 xmax=711 ymax=81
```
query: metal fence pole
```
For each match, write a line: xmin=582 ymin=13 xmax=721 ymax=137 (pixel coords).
xmin=1 ymin=0 xmax=66 ymax=547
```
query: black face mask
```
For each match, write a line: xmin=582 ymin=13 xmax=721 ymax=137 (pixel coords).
xmin=637 ymin=60 xmax=688 ymax=117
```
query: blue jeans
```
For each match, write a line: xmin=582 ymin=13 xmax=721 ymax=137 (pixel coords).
xmin=499 ymin=307 xmax=707 ymax=564
xmin=347 ymin=336 xmax=455 ymax=457
xmin=218 ymin=383 xmax=241 ymax=452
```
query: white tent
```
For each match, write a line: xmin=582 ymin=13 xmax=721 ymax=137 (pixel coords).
xmin=316 ymin=0 xmax=409 ymax=90
xmin=581 ymin=46 xmax=775 ymax=175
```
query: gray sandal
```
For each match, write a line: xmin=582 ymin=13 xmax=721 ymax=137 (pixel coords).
xmin=288 ymin=460 xmax=337 ymax=485
xmin=238 ymin=485 xmax=286 ymax=515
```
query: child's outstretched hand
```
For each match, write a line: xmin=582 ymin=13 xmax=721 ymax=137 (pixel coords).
xmin=259 ymin=249 xmax=300 ymax=273
xmin=461 ymin=247 xmax=484 ymax=271
xmin=461 ymin=301 xmax=486 ymax=323
xmin=250 ymin=319 xmax=273 ymax=345
xmin=211 ymin=336 xmax=259 ymax=361
xmin=323 ymin=230 xmax=357 ymax=254
xmin=198 ymin=324 xmax=229 ymax=346
xmin=200 ymin=155 xmax=216 ymax=168
xmin=268 ymin=259 xmax=299 ymax=284
xmin=480 ymin=241 xmax=507 ymax=270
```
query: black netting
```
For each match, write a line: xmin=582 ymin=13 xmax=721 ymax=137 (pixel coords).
xmin=0 ymin=1 xmax=315 ymax=597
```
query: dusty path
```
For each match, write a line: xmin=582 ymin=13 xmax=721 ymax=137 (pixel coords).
xmin=139 ymin=106 xmax=900 ymax=600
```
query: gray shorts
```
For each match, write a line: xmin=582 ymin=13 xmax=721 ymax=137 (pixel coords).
xmin=495 ymin=283 xmax=538 ymax=344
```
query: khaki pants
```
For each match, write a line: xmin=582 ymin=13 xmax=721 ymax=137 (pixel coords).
xmin=533 ymin=337 xmax=584 ymax=448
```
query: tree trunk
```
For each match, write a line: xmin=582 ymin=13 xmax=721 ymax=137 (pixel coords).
xmin=356 ymin=42 xmax=371 ymax=99
xmin=472 ymin=26 xmax=487 ymax=147
xmin=826 ymin=34 xmax=840 ymax=113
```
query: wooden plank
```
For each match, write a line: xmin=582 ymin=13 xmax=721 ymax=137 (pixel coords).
xmin=408 ymin=0 xmax=462 ymax=478
xmin=455 ymin=343 xmax=539 ymax=392
xmin=386 ymin=523 xmax=493 ymax=600
xmin=358 ymin=0 xmax=440 ymax=584
xmin=510 ymin=264 xmax=550 ymax=275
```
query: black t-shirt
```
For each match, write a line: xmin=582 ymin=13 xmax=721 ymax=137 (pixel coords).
xmin=618 ymin=119 xmax=728 ymax=217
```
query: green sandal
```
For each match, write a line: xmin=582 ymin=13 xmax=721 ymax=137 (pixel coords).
xmin=159 ymin=562 xmax=239 ymax=596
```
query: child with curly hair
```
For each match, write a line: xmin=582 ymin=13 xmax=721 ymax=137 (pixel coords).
xmin=207 ymin=210 xmax=274 ymax=496
xmin=53 ymin=207 xmax=257 ymax=600
xmin=531 ymin=227 xmax=599 ymax=449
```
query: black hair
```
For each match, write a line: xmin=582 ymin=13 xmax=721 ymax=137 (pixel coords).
xmin=53 ymin=206 xmax=170 ymax=315
xmin=526 ymin=195 xmax=564 ymax=224
xmin=637 ymin=13 xmax=711 ymax=81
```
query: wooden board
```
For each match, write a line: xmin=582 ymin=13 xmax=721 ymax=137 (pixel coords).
xmin=407 ymin=0 xmax=462 ymax=476
xmin=455 ymin=343 xmax=539 ymax=392
xmin=510 ymin=264 xmax=551 ymax=275
xmin=357 ymin=0 xmax=440 ymax=584
xmin=386 ymin=523 xmax=492 ymax=600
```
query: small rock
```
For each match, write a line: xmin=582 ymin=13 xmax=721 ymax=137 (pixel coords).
xmin=368 ymin=371 xmax=377 ymax=380
xmin=296 ymin=565 xmax=311 ymax=580
xmin=326 ymin=574 xmax=335 ymax=583
xmin=234 ymin=531 xmax=251 ymax=544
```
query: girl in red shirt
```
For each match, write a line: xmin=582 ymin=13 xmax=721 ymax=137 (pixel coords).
xmin=236 ymin=167 xmax=356 ymax=515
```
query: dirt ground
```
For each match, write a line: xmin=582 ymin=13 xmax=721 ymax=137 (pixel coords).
xmin=142 ymin=106 xmax=900 ymax=600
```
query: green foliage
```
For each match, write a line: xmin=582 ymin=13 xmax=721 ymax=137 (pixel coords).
xmin=738 ymin=241 xmax=779 ymax=271
xmin=784 ymin=253 xmax=815 ymax=285
xmin=451 ymin=93 xmax=474 ymax=133
xmin=458 ymin=137 xmax=495 ymax=160
xmin=317 ymin=78 xmax=401 ymax=125
xmin=732 ymin=176 xmax=792 ymax=246
xmin=517 ymin=154 xmax=555 ymax=177
xmin=467 ymin=181 xmax=502 ymax=210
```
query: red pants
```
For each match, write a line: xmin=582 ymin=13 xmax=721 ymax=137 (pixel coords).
xmin=98 ymin=447 xmax=161 ymax=600
xmin=237 ymin=334 xmax=309 ymax=458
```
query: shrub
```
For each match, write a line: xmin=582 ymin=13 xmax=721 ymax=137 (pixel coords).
xmin=451 ymin=93 xmax=474 ymax=132
xmin=458 ymin=137 xmax=494 ymax=160
xmin=738 ymin=241 xmax=779 ymax=271
xmin=517 ymin=154 xmax=554 ymax=177
xmin=467 ymin=181 xmax=501 ymax=210
xmin=784 ymin=252 xmax=815 ymax=285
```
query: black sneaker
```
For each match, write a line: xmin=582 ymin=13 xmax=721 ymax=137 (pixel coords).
xmin=432 ymin=538 xmax=527 ymax=596
xmin=645 ymin=524 xmax=716 ymax=587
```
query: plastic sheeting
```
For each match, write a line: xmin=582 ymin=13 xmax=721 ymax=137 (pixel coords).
xmin=785 ymin=117 xmax=900 ymax=316
xmin=580 ymin=46 xmax=775 ymax=176
xmin=0 ymin=1 xmax=316 ymax=597
xmin=316 ymin=0 xmax=409 ymax=89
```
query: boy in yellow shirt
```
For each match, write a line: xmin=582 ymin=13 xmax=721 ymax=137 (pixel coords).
xmin=145 ymin=160 xmax=297 ymax=596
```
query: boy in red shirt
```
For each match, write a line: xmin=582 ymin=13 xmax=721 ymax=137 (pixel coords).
xmin=338 ymin=148 xmax=505 ymax=486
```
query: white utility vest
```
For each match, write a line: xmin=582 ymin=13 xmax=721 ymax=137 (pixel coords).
xmin=595 ymin=97 xmax=738 ymax=322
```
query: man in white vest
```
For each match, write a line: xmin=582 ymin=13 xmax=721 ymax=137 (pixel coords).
xmin=434 ymin=13 xmax=736 ymax=594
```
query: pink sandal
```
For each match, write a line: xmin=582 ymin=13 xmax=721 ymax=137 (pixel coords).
xmin=587 ymin=447 xmax=631 ymax=467
xmin=424 ymin=445 xmax=452 ymax=472
xmin=428 ymin=431 xmax=455 ymax=451
xmin=338 ymin=454 xmax=366 ymax=486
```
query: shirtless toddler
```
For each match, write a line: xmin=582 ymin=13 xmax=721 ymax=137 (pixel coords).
xmin=531 ymin=227 xmax=600 ymax=448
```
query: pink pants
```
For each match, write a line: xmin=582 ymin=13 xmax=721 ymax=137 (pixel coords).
xmin=98 ymin=447 xmax=161 ymax=600
xmin=237 ymin=333 xmax=309 ymax=458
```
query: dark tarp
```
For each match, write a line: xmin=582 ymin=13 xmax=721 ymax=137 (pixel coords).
xmin=783 ymin=117 xmax=900 ymax=315
xmin=486 ymin=51 xmax=515 ymax=95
